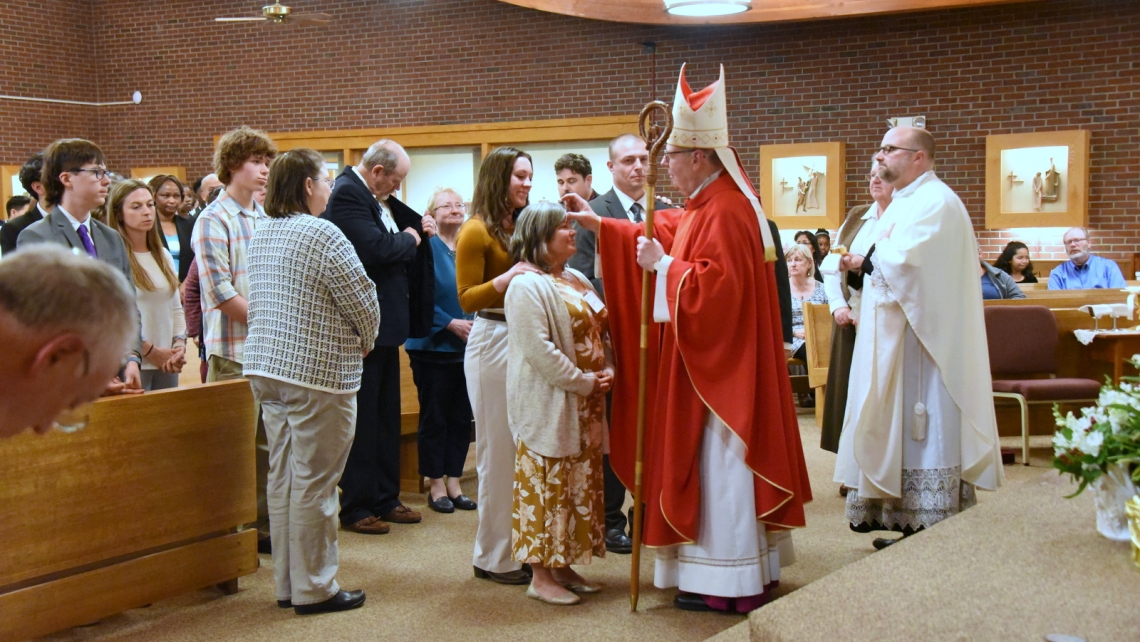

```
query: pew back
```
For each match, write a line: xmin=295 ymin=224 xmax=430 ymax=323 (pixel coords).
xmin=0 ymin=381 xmax=258 ymax=640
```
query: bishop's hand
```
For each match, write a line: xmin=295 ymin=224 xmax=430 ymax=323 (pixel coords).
xmin=561 ymin=193 xmax=601 ymax=233
xmin=636 ymin=236 xmax=665 ymax=271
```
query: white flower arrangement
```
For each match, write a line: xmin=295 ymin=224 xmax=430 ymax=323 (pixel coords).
xmin=1052 ymin=355 xmax=1140 ymax=497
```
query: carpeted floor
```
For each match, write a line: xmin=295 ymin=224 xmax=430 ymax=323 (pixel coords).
xmin=35 ymin=409 xmax=1048 ymax=642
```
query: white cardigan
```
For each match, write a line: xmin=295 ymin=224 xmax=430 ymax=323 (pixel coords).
xmin=505 ymin=269 xmax=611 ymax=459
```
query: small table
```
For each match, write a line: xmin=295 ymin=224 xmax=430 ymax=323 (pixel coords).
xmin=1081 ymin=330 xmax=1140 ymax=384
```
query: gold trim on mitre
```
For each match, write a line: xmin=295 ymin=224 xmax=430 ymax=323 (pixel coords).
xmin=668 ymin=64 xmax=776 ymax=262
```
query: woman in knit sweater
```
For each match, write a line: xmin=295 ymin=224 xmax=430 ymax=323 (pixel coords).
xmin=456 ymin=147 xmax=541 ymax=585
xmin=243 ymin=148 xmax=380 ymax=616
xmin=105 ymin=179 xmax=186 ymax=390
xmin=505 ymin=202 xmax=613 ymax=606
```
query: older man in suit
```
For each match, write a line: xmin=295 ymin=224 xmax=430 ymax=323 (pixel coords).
xmin=324 ymin=139 xmax=436 ymax=535
xmin=17 ymin=139 xmax=143 ymax=394
xmin=1 ymin=154 xmax=49 ymax=256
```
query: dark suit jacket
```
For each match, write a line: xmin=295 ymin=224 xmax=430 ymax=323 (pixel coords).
xmin=158 ymin=213 xmax=197 ymax=282
xmin=568 ymin=187 xmax=673 ymax=300
xmin=768 ymin=218 xmax=793 ymax=345
xmin=323 ymin=168 xmax=433 ymax=348
xmin=0 ymin=204 xmax=45 ymax=255
xmin=18 ymin=206 xmax=143 ymax=356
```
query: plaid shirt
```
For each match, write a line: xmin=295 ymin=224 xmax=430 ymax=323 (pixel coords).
xmin=190 ymin=191 xmax=264 ymax=363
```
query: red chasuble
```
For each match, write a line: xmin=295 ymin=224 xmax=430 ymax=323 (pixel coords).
xmin=600 ymin=173 xmax=811 ymax=546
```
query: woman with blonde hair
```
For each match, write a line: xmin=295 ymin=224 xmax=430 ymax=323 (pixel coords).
xmin=505 ymin=201 xmax=612 ymax=605
xmin=786 ymin=242 xmax=827 ymax=408
xmin=456 ymin=146 xmax=540 ymax=584
xmin=105 ymin=179 xmax=186 ymax=390
xmin=406 ymin=186 xmax=476 ymax=514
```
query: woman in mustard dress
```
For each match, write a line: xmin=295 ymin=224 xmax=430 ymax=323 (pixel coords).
xmin=504 ymin=202 xmax=614 ymax=606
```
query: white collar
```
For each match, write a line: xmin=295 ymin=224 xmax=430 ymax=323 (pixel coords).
xmin=864 ymin=203 xmax=883 ymax=220
xmin=613 ymin=187 xmax=647 ymax=214
xmin=689 ymin=169 xmax=723 ymax=199
xmin=57 ymin=204 xmax=88 ymax=231
xmin=891 ymin=170 xmax=937 ymax=199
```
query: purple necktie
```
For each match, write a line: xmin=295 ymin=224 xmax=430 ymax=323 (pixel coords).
xmin=77 ymin=223 xmax=97 ymax=258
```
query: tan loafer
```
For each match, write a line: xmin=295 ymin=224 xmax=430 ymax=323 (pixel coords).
xmin=526 ymin=584 xmax=580 ymax=605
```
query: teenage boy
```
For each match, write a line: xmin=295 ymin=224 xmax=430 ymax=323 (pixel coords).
xmin=18 ymin=139 xmax=143 ymax=394
xmin=191 ymin=126 xmax=277 ymax=551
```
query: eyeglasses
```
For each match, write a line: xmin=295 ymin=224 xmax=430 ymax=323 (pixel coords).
xmin=661 ymin=150 xmax=695 ymax=163
xmin=316 ymin=177 xmax=334 ymax=187
xmin=53 ymin=349 xmax=92 ymax=433
xmin=69 ymin=167 xmax=110 ymax=180
xmin=1064 ymin=237 xmax=1089 ymax=246
xmin=434 ymin=203 xmax=466 ymax=213
xmin=877 ymin=145 xmax=919 ymax=156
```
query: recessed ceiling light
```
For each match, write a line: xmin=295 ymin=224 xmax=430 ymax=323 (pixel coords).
xmin=664 ymin=0 xmax=751 ymax=17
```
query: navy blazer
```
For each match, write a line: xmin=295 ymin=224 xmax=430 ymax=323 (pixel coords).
xmin=322 ymin=167 xmax=434 ymax=348
xmin=0 ymin=205 xmax=45 ymax=255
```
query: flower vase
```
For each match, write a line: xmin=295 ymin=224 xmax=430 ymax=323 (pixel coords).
xmin=1091 ymin=463 xmax=1138 ymax=541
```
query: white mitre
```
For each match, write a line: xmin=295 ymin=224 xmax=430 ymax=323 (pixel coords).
xmin=669 ymin=63 xmax=776 ymax=262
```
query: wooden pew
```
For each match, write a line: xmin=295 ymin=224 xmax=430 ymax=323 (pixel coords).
xmin=399 ymin=347 xmax=425 ymax=493
xmin=802 ymin=302 xmax=833 ymax=426
xmin=0 ymin=381 xmax=258 ymax=642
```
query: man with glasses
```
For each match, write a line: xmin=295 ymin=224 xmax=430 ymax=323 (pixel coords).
xmin=0 ymin=245 xmax=138 ymax=438
xmin=17 ymin=139 xmax=143 ymax=395
xmin=566 ymin=64 xmax=808 ymax=614
xmin=1047 ymin=227 xmax=1125 ymax=289
xmin=834 ymin=126 xmax=1002 ymax=551
xmin=324 ymin=139 xmax=437 ymax=535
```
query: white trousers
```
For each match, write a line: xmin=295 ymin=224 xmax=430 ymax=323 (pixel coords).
xmin=654 ymin=414 xmax=794 ymax=598
xmin=249 ymin=376 xmax=357 ymax=606
xmin=465 ymin=317 xmax=522 ymax=574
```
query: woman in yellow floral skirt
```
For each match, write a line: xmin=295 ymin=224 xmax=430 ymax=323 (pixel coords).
xmin=504 ymin=201 xmax=614 ymax=606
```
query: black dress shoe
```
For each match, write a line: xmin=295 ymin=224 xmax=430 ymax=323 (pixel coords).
xmin=872 ymin=537 xmax=900 ymax=550
xmin=605 ymin=528 xmax=633 ymax=554
xmin=449 ymin=493 xmax=477 ymax=510
xmin=427 ymin=492 xmax=454 ymax=514
xmin=474 ymin=566 xmax=531 ymax=584
xmin=277 ymin=600 xmax=292 ymax=608
xmin=257 ymin=537 xmax=272 ymax=555
xmin=294 ymin=589 xmax=366 ymax=615
xmin=673 ymin=592 xmax=716 ymax=612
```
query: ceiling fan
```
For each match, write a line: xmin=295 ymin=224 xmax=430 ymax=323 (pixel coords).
xmin=215 ymin=3 xmax=331 ymax=25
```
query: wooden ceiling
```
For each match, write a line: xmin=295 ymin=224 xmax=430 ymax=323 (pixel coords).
xmin=497 ymin=0 xmax=1040 ymax=26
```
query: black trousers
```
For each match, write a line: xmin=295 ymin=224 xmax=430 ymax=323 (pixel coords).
xmin=409 ymin=357 xmax=472 ymax=479
xmin=338 ymin=346 xmax=402 ymax=525
xmin=602 ymin=391 xmax=629 ymax=533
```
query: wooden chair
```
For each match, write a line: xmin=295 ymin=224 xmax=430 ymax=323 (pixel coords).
xmin=984 ymin=306 xmax=1101 ymax=465
xmin=0 ymin=381 xmax=259 ymax=641
xmin=802 ymin=302 xmax=833 ymax=425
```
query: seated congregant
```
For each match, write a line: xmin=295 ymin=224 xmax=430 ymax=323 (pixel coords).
xmin=1048 ymin=227 xmax=1126 ymax=290
xmin=979 ymin=247 xmax=1025 ymax=300
xmin=993 ymin=240 xmax=1038 ymax=283
xmin=793 ymin=230 xmax=824 ymax=282
xmin=787 ymin=243 xmax=827 ymax=407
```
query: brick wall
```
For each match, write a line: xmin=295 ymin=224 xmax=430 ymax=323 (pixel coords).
xmin=0 ymin=0 xmax=99 ymax=162
xmin=2 ymin=0 xmax=1137 ymax=262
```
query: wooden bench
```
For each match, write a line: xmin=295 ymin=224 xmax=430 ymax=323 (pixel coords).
xmin=802 ymin=302 xmax=833 ymax=426
xmin=0 ymin=381 xmax=259 ymax=642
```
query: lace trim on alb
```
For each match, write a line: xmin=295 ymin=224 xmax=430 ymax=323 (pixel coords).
xmin=846 ymin=466 xmax=977 ymax=532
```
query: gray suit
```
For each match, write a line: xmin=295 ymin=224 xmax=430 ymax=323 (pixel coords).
xmin=18 ymin=207 xmax=143 ymax=356
xmin=568 ymin=188 xmax=673 ymax=301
